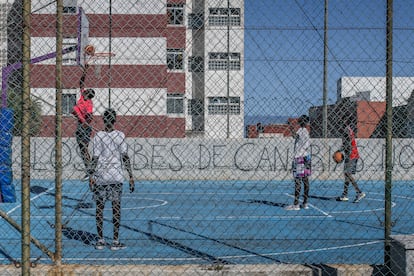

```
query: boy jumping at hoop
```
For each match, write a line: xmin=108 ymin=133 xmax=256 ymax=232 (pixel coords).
xmin=89 ymin=108 xmax=135 ymax=250
xmin=72 ymin=64 xmax=95 ymax=179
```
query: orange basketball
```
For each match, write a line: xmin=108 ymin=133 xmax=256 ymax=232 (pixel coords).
xmin=333 ymin=151 xmax=344 ymax=164
xmin=84 ymin=44 xmax=95 ymax=56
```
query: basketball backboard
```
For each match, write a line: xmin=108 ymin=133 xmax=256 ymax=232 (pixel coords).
xmin=77 ymin=7 xmax=89 ymax=67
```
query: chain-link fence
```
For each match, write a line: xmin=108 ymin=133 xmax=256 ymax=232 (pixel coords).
xmin=1 ymin=0 xmax=413 ymax=275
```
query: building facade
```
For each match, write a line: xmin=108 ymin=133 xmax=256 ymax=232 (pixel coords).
xmin=337 ymin=76 xmax=414 ymax=107
xmin=3 ymin=0 xmax=244 ymax=138
xmin=310 ymin=76 xmax=414 ymax=138
xmin=246 ymin=76 xmax=414 ymax=139
xmin=0 ymin=1 xmax=12 ymax=68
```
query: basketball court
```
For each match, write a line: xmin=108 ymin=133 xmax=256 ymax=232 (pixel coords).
xmin=0 ymin=3 xmax=410 ymax=273
xmin=0 ymin=178 xmax=412 ymax=266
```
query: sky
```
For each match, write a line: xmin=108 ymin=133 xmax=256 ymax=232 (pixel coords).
xmin=244 ymin=0 xmax=414 ymax=118
xmin=3 ymin=0 xmax=412 ymax=121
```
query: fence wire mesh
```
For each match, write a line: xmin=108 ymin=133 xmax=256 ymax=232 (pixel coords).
xmin=0 ymin=0 xmax=413 ymax=275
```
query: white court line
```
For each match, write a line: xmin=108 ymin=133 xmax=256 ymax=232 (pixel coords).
xmin=148 ymin=215 xmax=331 ymax=220
xmin=330 ymin=197 xmax=396 ymax=214
xmin=392 ymin=194 xmax=414 ymax=200
xmin=2 ymin=184 xmax=395 ymax=264
xmin=6 ymin=188 xmax=402 ymax=218
xmin=133 ymin=192 xmax=279 ymax=195
xmin=123 ymin=198 xmax=168 ymax=210
xmin=15 ymin=186 xmax=168 ymax=213
xmin=86 ymin=198 xmax=168 ymax=210
xmin=285 ymin=193 xmax=332 ymax=217
xmin=285 ymin=192 xmax=399 ymax=215
xmin=369 ymin=191 xmax=414 ymax=201
xmin=28 ymin=215 xmax=331 ymax=220
xmin=6 ymin=186 xmax=56 ymax=215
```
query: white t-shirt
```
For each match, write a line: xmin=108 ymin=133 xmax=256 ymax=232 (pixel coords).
xmin=294 ymin=127 xmax=310 ymax=158
xmin=92 ymin=130 xmax=128 ymax=184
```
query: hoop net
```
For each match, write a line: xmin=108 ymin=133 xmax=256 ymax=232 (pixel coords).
xmin=84 ymin=52 xmax=116 ymax=78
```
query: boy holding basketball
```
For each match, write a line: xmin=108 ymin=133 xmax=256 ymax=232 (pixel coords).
xmin=72 ymin=64 xmax=95 ymax=179
xmin=89 ymin=108 xmax=135 ymax=250
xmin=336 ymin=122 xmax=365 ymax=203
xmin=285 ymin=115 xmax=311 ymax=211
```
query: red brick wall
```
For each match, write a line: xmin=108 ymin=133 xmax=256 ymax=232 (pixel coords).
xmin=356 ymin=101 xmax=385 ymax=138
xmin=246 ymin=125 xmax=258 ymax=138
xmin=247 ymin=117 xmax=311 ymax=138
xmin=38 ymin=116 xmax=186 ymax=138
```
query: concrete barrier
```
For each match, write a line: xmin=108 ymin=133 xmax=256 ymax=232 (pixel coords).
xmin=391 ymin=235 xmax=414 ymax=276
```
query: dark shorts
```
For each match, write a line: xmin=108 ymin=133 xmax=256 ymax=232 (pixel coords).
xmin=93 ymin=183 xmax=123 ymax=202
xmin=344 ymin=158 xmax=358 ymax=174
xmin=76 ymin=124 xmax=92 ymax=145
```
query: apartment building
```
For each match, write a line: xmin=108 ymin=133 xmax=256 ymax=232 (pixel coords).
xmin=0 ymin=1 xmax=12 ymax=68
xmin=3 ymin=0 xmax=244 ymax=138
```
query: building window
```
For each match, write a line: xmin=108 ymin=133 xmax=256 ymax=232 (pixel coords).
xmin=209 ymin=7 xmax=240 ymax=26
xmin=208 ymin=97 xmax=240 ymax=115
xmin=188 ymin=12 xmax=204 ymax=29
xmin=63 ymin=0 xmax=77 ymax=14
xmin=167 ymin=3 xmax=184 ymax=25
xmin=167 ymin=93 xmax=184 ymax=114
xmin=188 ymin=56 xmax=204 ymax=72
xmin=167 ymin=48 xmax=184 ymax=70
xmin=63 ymin=6 xmax=77 ymax=14
xmin=62 ymin=93 xmax=77 ymax=115
xmin=208 ymin=52 xmax=240 ymax=71
xmin=62 ymin=37 xmax=77 ymax=65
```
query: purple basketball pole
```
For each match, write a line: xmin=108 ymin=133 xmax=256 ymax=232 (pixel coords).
xmin=2 ymin=8 xmax=86 ymax=108
xmin=1 ymin=46 xmax=76 ymax=108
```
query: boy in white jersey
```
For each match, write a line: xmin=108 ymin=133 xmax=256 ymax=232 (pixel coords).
xmin=89 ymin=108 xmax=134 ymax=250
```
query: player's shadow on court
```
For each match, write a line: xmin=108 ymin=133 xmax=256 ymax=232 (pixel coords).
xmin=241 ymin=199 xmax=287 ymax=208
xmin=30 ymin=186 xmax=48 ymax=194
xmin=62 ymin=227 xmax=100 ymax=246
xmin=34 ymin=202 xmax=93 ymax=210
xmin=148 ymin=220 xmax=284 ymax=264
xmin=30 ymin=185 xmax=93 ymax=209
xmin=308 ymin=195 xmax=338 ymax=201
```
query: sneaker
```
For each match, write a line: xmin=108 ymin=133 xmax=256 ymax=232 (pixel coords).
xmin=354 ymin=192 xmax=366 ymax=203
xmin=285 ymin=204 xmax=300 ymax=211
xmin=110 ymin=241 xmax=126 ymax=251
xmin=82 ymin=174 xmax=90 ymax=181
xmin=302 ymin=203 xmax=309 ymax=209
xmin=95 ymin=239 xmax=106 ymax=250
xmin=336 ymin=195 xmax=349 ymax=202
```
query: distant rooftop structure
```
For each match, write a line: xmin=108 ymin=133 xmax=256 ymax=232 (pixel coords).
xmin=350 ymin=91 xmax=371 ymax=102
xmin=337 ymin=76 xmax=414 ymax=106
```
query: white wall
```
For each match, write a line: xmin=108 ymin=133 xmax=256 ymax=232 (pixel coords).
xmin=32 ymin=0 xmax=166 ymax=14
xmin=10 ymin=137 xmax=414 ymax=181
xmin=338 ymin=76 xmax=414 ymax=106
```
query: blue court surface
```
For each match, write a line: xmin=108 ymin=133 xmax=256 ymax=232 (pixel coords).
xmin=0 ymin=179 xmax=413 ymax=265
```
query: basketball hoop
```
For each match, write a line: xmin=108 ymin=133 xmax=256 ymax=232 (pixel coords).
xmin=84 ymin=52 xmax=116 ymax=78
